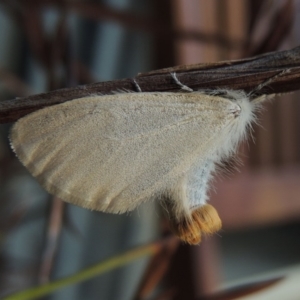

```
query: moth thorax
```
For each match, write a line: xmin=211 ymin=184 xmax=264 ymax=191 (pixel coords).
xmin=170 ymin=204 xmax=222 ymax=245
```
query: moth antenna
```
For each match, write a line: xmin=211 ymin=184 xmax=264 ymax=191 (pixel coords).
xmin=170 ymin=72 xmax=193 ymax=92
xmin=247 ymin=69 xmax=291 ymax=99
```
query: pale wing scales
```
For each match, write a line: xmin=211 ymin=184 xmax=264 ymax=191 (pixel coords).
xmin=10 ymin=93 xmax=237 ymax=213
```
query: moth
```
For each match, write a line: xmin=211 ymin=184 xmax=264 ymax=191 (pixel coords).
xmin=9 ymin=74 xmax=261 ymax=245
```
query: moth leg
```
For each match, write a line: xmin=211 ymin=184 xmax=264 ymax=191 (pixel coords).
xmin=132 ymin=78 xmax=142 ymax=92
xmin=170 ymin=72 xmax=193 ymax=92
xmin=248 ymin=69 xmax=291 ymax=98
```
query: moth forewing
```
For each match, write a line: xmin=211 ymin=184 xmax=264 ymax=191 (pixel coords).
xmin=10 ymin=91 xmax=256 ymax=244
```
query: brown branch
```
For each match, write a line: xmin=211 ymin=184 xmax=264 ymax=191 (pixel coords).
xmin=1 ymin=46 xmax=300 ymax=124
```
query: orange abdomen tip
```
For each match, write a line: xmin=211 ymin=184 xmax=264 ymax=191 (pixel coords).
xmin=170 ymin=204 xmax=222 ymax=245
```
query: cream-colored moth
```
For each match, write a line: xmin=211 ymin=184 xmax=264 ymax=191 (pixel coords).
xmin=9 ymin=73 xmax=259 ymax=245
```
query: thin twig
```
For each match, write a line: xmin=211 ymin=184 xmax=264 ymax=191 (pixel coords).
xmin=38 ymin=198 xmax=64 ymax=284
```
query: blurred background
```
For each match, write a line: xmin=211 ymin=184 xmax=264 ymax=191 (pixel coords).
xmin=1 ymin=0 xmax=300 ymax=299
